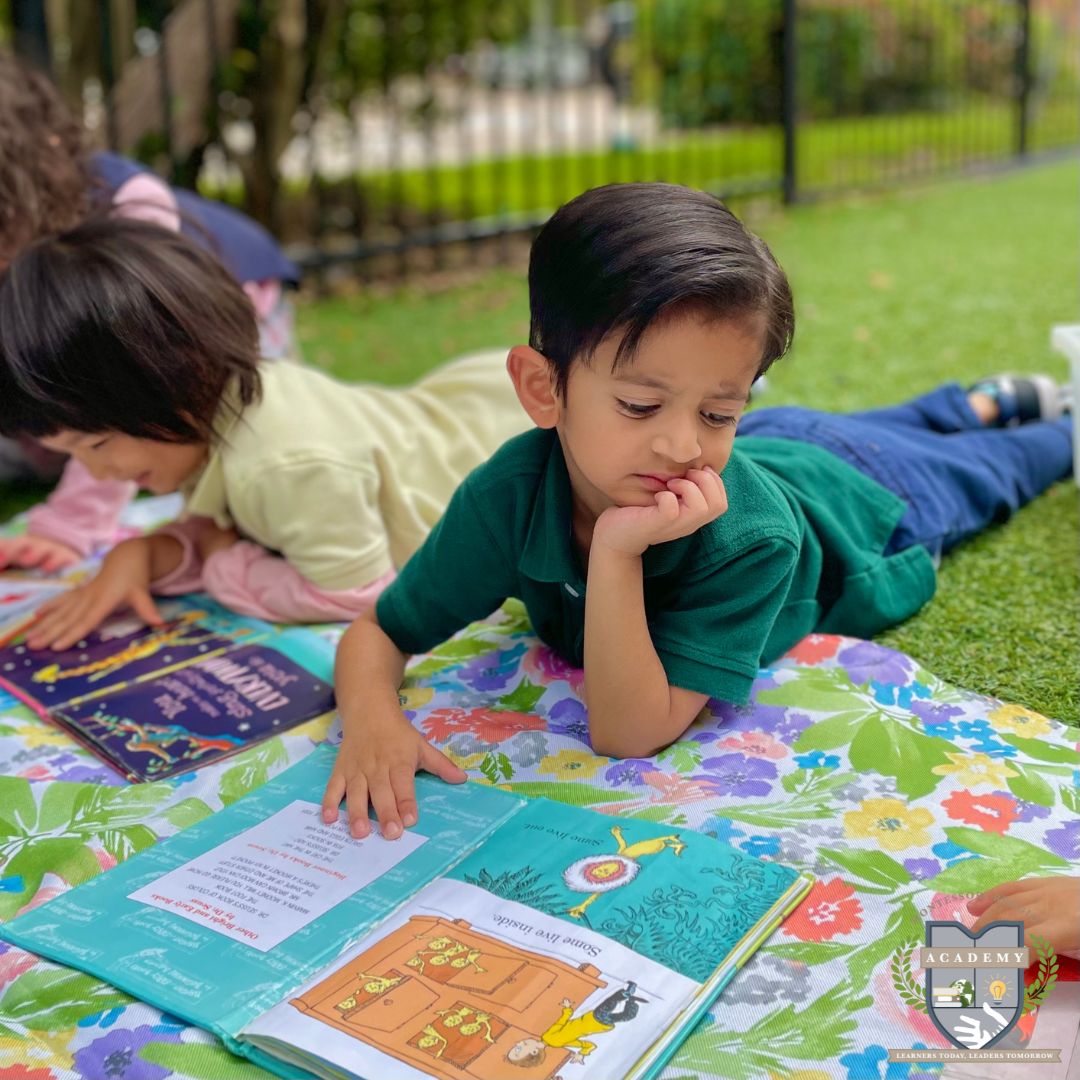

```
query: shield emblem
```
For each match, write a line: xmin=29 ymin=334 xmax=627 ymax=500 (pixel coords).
xmin=925 ymin=920 xmax=1025 ymax=1050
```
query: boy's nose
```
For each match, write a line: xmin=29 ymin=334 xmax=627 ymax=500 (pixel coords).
xmin=652 ymin=423 xmax=701 ymax=465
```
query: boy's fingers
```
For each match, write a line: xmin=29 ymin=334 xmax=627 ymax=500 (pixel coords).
xmin=420 ymin=743 xmax=468 ymax=784
xmin=368 ymin=776 xmax=403 ymax=841
xmin=345 ymin=775 xmax=372 ymax=838
xmin=388 ymin=764 xmax=420 ymax=828
xmin=666 ymin=477 xmax=706 ymax=515
xmin=321 ymin=772 xmax=345 ymax=823
xmin=654 ymin=490 xmax=679 ymax=518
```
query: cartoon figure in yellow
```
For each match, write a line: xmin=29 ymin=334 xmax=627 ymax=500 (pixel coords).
xmin=504 ymin=981 xmax=645 ymax=1068
xmin=563 ymin=825 xmax=685 ymax=919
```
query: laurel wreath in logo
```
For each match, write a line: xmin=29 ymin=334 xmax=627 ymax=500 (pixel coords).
xmin=889 ymin=935 xmax=1059 ymax=1016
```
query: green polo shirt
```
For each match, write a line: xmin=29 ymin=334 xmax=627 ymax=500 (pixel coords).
xmin=376 ymin=428 xmax=936 ymax=705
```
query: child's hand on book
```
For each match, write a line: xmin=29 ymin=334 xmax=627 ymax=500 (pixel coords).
xmin=968 ymin=876 xmax=1080 ymax=953
xmin=592 ymin=467 xmax=727 ymax=557
xmin=321 ymin=714 xmax=466 ymax=841
xmin=25 ymin=536 xmax=177 ymax=650
xmin=0 ymin=534 xmax=81 ymax=573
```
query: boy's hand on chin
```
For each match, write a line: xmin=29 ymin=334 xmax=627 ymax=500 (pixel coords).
xmin=25 ymin=537 xmax=164 ymax=651
xmin=593 ymin=467 xmax=727 ymax=557
xmin=321 ymin=715 xmax=466 ymax=842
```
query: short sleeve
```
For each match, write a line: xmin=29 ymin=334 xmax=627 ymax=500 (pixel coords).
xmin=648 ymin=538 xmax=801 ymax=705
xmin=376 ymin=479 xmax=514 ymax=656
xmin=231 ymin=455 xmax=393 ymax=591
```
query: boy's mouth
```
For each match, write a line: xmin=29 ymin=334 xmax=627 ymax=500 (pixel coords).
xmin=635 ymin=473 xmax=683 ymax=491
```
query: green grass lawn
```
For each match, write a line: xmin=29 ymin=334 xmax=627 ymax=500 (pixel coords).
xmin=295 ymin=156 xmax=1080 ymax=724
xmin=3 ymin=157 xmax=1077 ymax=721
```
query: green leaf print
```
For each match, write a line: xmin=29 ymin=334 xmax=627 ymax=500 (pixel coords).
xmin=0 ymin=838 xmax=99 ymax=919
xmin=848 ymin=714 xmax=952 ymax=799
xmin=162 ymin=796 xmax=215 ymax=830
xmin=820 ymin=848 xmax=912 ymax=889
xmin=791 ymin=710 xmax=873 ymax=752
xmin=758 ymin=668 xmax=872 ymax=712
xmin=658 ymin=740 xmax=703 ymax=773
xmin=0 ymin=968 xmax=131 ymax=1031
xmin=669 ymin=979 xmax=873 ymax=1079
xmin=845 ymin=896 xmax=923 ymax=988
xmin=926 ymin=826 xmax=1070 ymax=893
xmin=1061 ymin=784 xmax=1080 ymax=814
xmin=480 ymin=751 xmax=513 ymax=783
xmin=496 ymin=677 xmax=546 ymax=713
xmin=1000 ymin=734 xmax=1080 ymax=765
xmin=218 ymin=738 xmax=289 ymax=806
xmin=501 ymin=782 xmax=636 ymax=804
xmin=762 ymin=940 xmax=857 ymax=965
xmin=140 ymin=1040 xmax=275 ymax=1079
xmin=1006 ymin=764 xmax=1056 ymax=808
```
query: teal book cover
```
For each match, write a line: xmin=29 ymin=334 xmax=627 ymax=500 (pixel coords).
xmin=1 ymin=744 xmax=812 ymax=1080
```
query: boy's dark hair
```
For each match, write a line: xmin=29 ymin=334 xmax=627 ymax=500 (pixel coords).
xmin=0 ymin=51 xmax=91 ymax=267
xmin=0 ymin=216 xmax=261 ymax=443
xmin=528 ymin=183 xmax=795 ymax=394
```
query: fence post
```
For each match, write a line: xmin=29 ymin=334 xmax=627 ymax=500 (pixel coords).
xmin=1015 ymin=0 xmax=1032 ymax=158
xmin=781 ymin=0 xmax=797 ymax=203
xmin=11 ymin=0 xmax=51 ymax=71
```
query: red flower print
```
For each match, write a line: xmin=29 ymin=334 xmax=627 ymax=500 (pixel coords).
xmin=784 ymin=634 xmax=842 ymax=665
xmin=942 ymin=790 xmax=1019 ymax=835
xmin=421 ymin=707 xmax=545 ymax=744
xmin=783 ymin=877 xmax=863 ymax=941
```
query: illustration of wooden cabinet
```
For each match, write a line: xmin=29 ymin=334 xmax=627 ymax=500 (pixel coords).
xmin=291 ymin=915 xmax=605 ymax=1079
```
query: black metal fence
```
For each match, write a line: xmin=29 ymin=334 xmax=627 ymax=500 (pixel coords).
xmin=5 ymin=0 xmax=1079 ymax=278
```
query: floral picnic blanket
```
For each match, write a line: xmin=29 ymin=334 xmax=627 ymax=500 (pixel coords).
xmin=0 ymin=597 xmax=1077 ymax=1079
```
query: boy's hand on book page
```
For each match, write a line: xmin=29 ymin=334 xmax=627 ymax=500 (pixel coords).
xmin=25 ymin=536 xmax=174 ymax=651
xmin=0 ymin=534 xmax=81 ymax=573
xmin=322 ymin=717 xmax=467 ymax=841
xmin=592 ymin=467 xmax=727 ymax=557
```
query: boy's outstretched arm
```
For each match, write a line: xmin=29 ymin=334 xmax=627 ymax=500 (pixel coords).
xmin=322 ymin=610 xmax=466 ymax=840
xmin=584 ymin=469 xmax=720 ymax=758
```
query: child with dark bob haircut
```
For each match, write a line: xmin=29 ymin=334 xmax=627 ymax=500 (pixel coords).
xmin=0 ymin=217 xmax=528 ymax=644
xmin=0 ymin=49 xmax=301 ymax=571
xmin=322 ymin=181 xmax=1072 ymax=841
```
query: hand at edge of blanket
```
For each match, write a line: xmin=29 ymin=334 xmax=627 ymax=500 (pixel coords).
xmin=968 ymin=876 xmax=1080 ymax=954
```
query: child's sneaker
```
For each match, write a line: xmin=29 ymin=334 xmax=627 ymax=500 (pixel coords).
xmin=968 ymin=374 xmax=1069 ymax=426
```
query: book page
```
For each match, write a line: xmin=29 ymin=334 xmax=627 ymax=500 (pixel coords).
xmin=128 ymin=800 xmax=426 ymax=952
xmin=243 ymin=877 xmax=698 ymax=1080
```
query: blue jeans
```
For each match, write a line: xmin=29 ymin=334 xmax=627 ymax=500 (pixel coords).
xmin=738 ymin=384 xmax=1074 ymax=557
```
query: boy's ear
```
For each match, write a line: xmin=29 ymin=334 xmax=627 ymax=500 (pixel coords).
xmin=506 ymin=346 xmax=561 ymax=429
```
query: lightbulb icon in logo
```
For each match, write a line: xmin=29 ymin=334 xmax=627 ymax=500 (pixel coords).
xmin=988 ymin=979 xmax=1007 ymax=1002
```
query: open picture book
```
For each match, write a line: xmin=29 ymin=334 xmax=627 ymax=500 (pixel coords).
xmin=0 ymin=590 xmax=335 ymax=781
xmin=0 ymin=744 xmax=813 ymax=1080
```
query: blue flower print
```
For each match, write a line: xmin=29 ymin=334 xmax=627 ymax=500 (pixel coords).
xmin=793 ymin=750 xmax=840 ymax=770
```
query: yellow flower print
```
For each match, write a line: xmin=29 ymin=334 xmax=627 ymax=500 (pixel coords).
xmin=12 ymin=724 xmax=71 ymax=750
xmin=843 ymin=797 xmax=935 ymax=852
xmin=0 ymin=1025 xmax=76 ymax=1072
xmin=986 ymin=704 xmax=1052 ymax=740
xmin=537 ymin=749 xmax=605 ymax=781
xmin=442 ymin=750 xmax=486 ymax=772
xmin=398 ymin=687 xmax=435 ymax=711
xmin=931 ymin=751 xmax=1018 ymax=789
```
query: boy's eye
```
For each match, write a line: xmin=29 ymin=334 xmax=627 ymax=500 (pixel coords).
xmin=702 ymin=412 xmax=737 ymax=428
xmin=615 ymin=398 xmax=659 ymax=417
xmin=89 ymin=436 xmax=111 ymax=450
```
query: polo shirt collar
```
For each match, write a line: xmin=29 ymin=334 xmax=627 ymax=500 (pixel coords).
xmin=519 ymin=434 xmax=697 ymax=585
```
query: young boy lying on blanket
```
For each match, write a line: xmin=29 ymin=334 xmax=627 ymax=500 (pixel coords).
xmin=322 ymin=181 xmax=1074 ymax=840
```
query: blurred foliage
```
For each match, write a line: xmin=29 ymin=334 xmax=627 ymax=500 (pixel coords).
xmin=639 ymin=0 xmax=1079 ymax=127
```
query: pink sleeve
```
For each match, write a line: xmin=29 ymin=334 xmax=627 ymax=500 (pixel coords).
xmin=149 ymin=518 xmax=207 ymax=595
xmin=111 ymin=174 xmax=181 ymax=232
xmin=181 ymin=538 xmax=394 ymax=623
xmin=27 ymin=459 xmax=135 ymax=557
